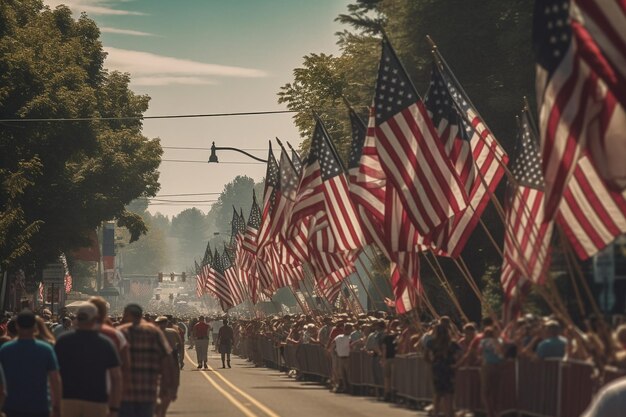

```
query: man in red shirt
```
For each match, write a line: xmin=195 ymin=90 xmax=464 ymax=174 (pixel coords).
xmin=193 ymin=316 xmax=211 ymax=369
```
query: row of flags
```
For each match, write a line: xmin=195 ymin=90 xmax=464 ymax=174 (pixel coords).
xmin=195 ymin=0 xmax=625 ymax=317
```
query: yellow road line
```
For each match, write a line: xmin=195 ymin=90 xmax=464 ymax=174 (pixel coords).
xmin=185 ymin=351 xmax=259 ymax=417
xmin=204 ymin=360 xmax=282 ymax=417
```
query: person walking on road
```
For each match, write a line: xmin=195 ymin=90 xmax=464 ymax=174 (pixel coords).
xmin=216 ymin=319 xmax=234 ymax=369
xmin=0 ymin=310 xmax=62 ymax=417
xmin=118 ymin=304 xmax=176 ymax=417
xmin=193 ymin=316 xmax=211 ymax=369
xmin=54 ymin=303 xmax=122 ymax=417
xmin=154 ymin=316 xmax=181 ymax=417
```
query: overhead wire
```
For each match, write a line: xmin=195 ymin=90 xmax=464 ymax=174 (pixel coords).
xmin=160 ymin=159 xmax=264 ymax=165
xmin=0 ymin=109 xmax=297 ymax=123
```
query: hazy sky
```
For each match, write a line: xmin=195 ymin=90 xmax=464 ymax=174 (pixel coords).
xmin=44 ymin=0 xmax=350 ymax=217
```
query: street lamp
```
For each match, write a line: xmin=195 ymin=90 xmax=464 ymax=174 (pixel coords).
xmin=208 ymin=141 xmax=267 ymax=164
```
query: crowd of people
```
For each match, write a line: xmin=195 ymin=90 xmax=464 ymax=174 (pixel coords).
xmin=231 ymin=311 xmax=626 ymax=417
xmin=0 ymin=299 xmax=186 ymax=417
xmin=0 ymin=302 xmax=624 ymax=417
xmin=0 ymin=301 xmax=240 ymax=417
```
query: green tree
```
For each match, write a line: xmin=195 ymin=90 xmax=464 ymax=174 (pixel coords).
xmin=0 ymin=158 xmax=42 ymax=270
xmin=170 ymin=208 xmax=209 ymax=261
xmin=0 ymin=2 xmax=162 ymax=273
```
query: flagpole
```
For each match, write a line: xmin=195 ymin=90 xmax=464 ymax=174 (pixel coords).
xmin=558 ymin=226 xmax=602 ymax=317
xmin=423 ymin=253 xmax=469 ymax=322
xmin=298 ymin=265 xmax=324 ymax=314
xmin=355 ymin=254 xmax=390 ymax=311
xmin=429 ymin=51 xmax=567 ymax=320
xmin=302 ymin=264 xmax=334 ymax=314
xmin=343 ymin=277 xmax=365 ymax=314
xmin=352 ymin=267 xmax=377 ymax=312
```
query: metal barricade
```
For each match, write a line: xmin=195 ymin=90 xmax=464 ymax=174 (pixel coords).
xmin=349 ymin=351 xmax=365 ymax=386
xmin=284 ymin=344 xmax=298 ymax=369
xmin=559 ymin=360 xmax=594 ymax=417
xmin=237 ymin=337 xmax=603 ymax=417
xmin=518 ymin=359 xmax=561 ymax=417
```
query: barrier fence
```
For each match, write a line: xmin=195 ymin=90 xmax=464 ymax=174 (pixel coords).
xmin=234 ymin=337 xmax=626 ymax=417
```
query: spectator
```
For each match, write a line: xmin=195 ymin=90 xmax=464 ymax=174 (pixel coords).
xmin=154 ymin=316 xmax=181 ymax=417
xmin=167 ymin=316 xmax=185 ymax=370
xmin=426 ymin=323 xmax=461 ymax=417
xmin=0 ymin=310 xmax=62 ymax=417
xmin=479 ymin=327 xmax=503 ymax=417
xmin=329 ymin=323 xmax=352 ymax=393
xmin=458 ymin=323 xmax=477 ymax=353
xmin=317 ymin=317 xmax=333 ymax=347
xmin=52 ymin=317 xmax=72 ymax=339
xmin=380 ymin=321 xmax=398 ymax=401
xmin=211 ymin=316 xmax=223 ymax=347
xmin=35 ymin=316 xmax=55 ymax=345
xmin=536 ymin=320 xmax=567 ymax=359
xmin=88 ymin=296 xmax=131 ymax=383
xmin=54 ymin=303 xmax=122 ymax=417
xmin=365 ymin=320 xmax=385 ymax=394
xmin=118 ymin=304 xmax=176 ymax=417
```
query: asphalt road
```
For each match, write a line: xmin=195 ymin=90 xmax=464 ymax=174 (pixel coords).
xmin=168 ymin=348 xmax=426 ymax=417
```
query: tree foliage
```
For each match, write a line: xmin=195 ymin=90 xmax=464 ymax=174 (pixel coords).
xmin=0 ymin=1 xmax=162 ymax=272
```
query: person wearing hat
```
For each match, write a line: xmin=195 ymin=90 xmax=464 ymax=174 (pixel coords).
xmin=54 ymin=303 xmax=122 ymax=417
xmin=0 ymin=309 xmax=62 ymax=417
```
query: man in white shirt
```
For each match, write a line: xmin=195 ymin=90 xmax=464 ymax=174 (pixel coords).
xmin=330 ymin=323 xmax=353 ymax=393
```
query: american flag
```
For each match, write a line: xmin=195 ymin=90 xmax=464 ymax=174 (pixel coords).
xmin=206 ymin=248 xmax=234 ymax=311
xmin=424 ymin=64 xmax=507 ymax=257
xmin=256 ymin=145 xmax=280 ymax=259
xmin=289 ymin=117 xmax=364 ymax=252
xmin=291 ymin=146 xmax=303 ymax=173
xmin=501 ymin=110 xmax=554 ymax=301
xmin=574 ymin=0 xmax=626 ymax=190
xmin=557 ymin=152 xmax=626 ymax=259
xmin=534 ymin=0 xmax=626 ymax=220
xmin=347 ymin=105 xmax=422 ymax=313
xmin=60 ymin=254 xmax=73 ymax=294
xmin=348 ymin=107 xmax=386 ymax=247
xmin=195 ymin=259 xmax=205 ymax=298
xmin=315 ymin=279 xmax=343 ymax=306
xmin=222 ymin=247 xmax=246 ymax=307
xmin=202 ymin=241 xmax=213 ymax=267
xmin=390 ymin=252 xmax=422 ymax=314
xmin=370 ymin=39 xmax=468 ymax=236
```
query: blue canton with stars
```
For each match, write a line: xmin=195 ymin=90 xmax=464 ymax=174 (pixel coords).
xmin=438 ymin=68 xmax=477 ymax=140
xmin=511 ymin=111 xmax=545 ymax=190
xmin=424 ymin=66 xmax=471 ymax=141
xmin=291 ymin=149 xmax=303 ymax=174
xmin=203 ymin=242 xmax=213 ymax=267
xmin=247 ymin=190 xmax=262 ymax=230
xmin=279 ymin=150 xmax=299 ymax=201
xmin=212 ymin=248 xmax=224 ymax=274
xmin=533 ymin=0 xmax=571 ymax=77
xmin=347 ymin=108 xmax=367 ymax=170
xmin=308 ymin=120 xmax=344 ymax=181
xmin=374 ymin=40 xmax=418 ymax=123
xmin=264 ymin=150 xmax=280 ymax=210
